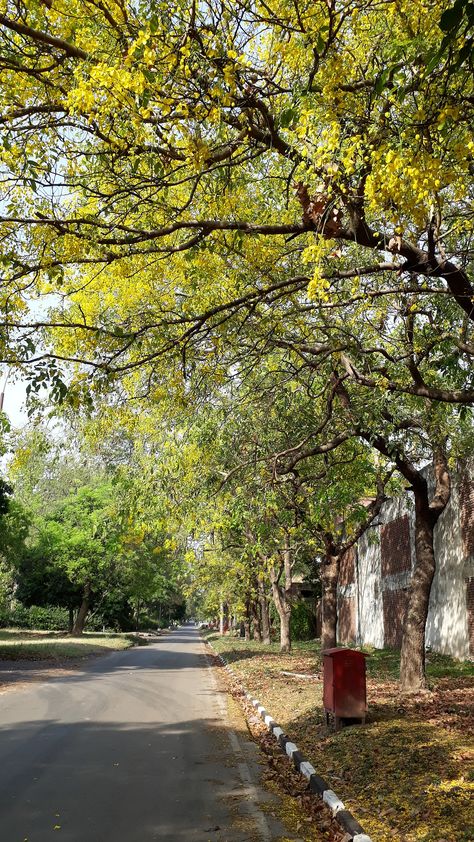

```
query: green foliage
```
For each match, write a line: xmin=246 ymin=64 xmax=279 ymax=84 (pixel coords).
xmin=0 ymin=478 xmax=12 ymax=516
xmin=438 ymin=0 xmax=474 ymax=68
xmin=5 ymin=426 xmax=186 ymax=630
xmin=0 ymin=496 xmax=29 ymax=609
xmin=0 ymin=0 xmax=472 ymax=677
xmin=0 ymin=604 xmax=69 ymax=631
xmin=290 ymin=602 xmax=317 ymax=642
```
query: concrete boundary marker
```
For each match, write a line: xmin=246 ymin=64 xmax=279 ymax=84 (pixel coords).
xmin=207 ymin=642 xmax=373 ymax=842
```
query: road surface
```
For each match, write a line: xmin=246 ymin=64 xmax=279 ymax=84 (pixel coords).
xmin=0 ymin=627 xmax=299 ymax=841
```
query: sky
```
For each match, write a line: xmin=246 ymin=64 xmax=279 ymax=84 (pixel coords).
xmin=1 ymin=374 xmax=29 ymax=429
xmin=1 ymin=294 xmax=64 ymax=430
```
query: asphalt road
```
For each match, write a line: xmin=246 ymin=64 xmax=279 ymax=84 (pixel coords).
xmin=0 ymin=627 xmax=296 ymax=842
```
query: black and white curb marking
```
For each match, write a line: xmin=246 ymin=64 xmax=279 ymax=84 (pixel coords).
xmin=209 ymin=645 xmax=373 ymax=842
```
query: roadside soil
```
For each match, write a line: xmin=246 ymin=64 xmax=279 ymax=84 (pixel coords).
xmin=0 ymin=630 xmax=164 ymax=694
xmin=205 ymin=633 xmax=474 ymax=842
xmin=211 ymin=648 xmax=349 ymax=842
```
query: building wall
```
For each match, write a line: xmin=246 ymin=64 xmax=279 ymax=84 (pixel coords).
xmin=337 ymin=466 xmax=473 ymax=660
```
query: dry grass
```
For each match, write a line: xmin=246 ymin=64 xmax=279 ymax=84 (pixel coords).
xmin=205 ymin=632 xmax=474 ymax=842
xmin=0 ymin=629 xmax=137 ymax=661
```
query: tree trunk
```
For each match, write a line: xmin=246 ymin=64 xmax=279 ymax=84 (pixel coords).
xmin=398 ymin=451 xmax=450 ymax=692
xmin=255 ymin=572 xmax=272 ymax=646
xmin=72 ymin=583 xmax=91 ymax=636
xmin=251 ymin=599 xmax=262 ymax=641
xmin=243 ymin=596 xmax=251 ymax=641
xmin=68 ymin=606 xmax=74 ymax=635
xmin=321 ymin=553 xmax=340 ymax=650
xmin=270 ymin=533 xmax=293 ymax=653
xmin=258 ymin=578 xmax=271 ymax=645
xmin=279 ymin=606 xmax=291 ymax=652
xmin=399 ymin=485 xmax=446 ymax=690
xmin=135 ymin=598 xmax=141 ymax=632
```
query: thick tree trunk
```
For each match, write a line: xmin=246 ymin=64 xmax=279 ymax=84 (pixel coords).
xmin=398 ymin=452 xmax=450 ymax=693
xmin=279 ymin=607 xmax=291 ymax=652
xmin=270 ymin=533 xmax=293 ymax=653
xmin=399 ymin=488 xmax=443 ymax=690
xmin=321 ymin=553 xmax=340 ymax=650
xmin=258 ymin=578 xmax=271 ymax=645
xmin=244 ymin=596 xmax=251 ymax=641
xmin=71 ymin=583 xmax=91 ymax=636
xmin=251 ymin=599 xmax=262 ymax=641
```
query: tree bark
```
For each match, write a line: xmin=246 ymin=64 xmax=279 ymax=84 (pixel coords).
xmin=279 ymin=603 xmax=291 ymax=652
xmin=399 ymin=452 xmax=450 ymax=692
xmin=68 ymin=606 xmax=74 ymax=635
xmin=269 ymin=533 xmax=293 ymax=653
xmin=321 ymin=553 xmax=340 ymax=650
xmin=71 ymin=583 xmax=91 ymax=636
xmin=250 ymin=599 xmax=262 ymax=641
xmin=258 ymin=577 xmax=271 ymax=645
xmin=244 ymin=596 xmax=251 ymax=641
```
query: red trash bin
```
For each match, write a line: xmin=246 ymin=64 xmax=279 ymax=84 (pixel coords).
xmin=322 ymin=647 xmax=368 ymax=730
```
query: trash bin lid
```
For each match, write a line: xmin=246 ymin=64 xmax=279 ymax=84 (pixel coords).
xmin=321 ymin=647 xmax=368 ymax=658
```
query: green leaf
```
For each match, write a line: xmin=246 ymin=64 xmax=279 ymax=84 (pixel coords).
xmin=279 ymin=107 xmax=297 ymax=129
xmin=425 ymin=48 xmax=443 ymax=74
xmin=316 ymin=33 xmax=326 ymax=52
xmin=454 ymin=37 xmax=474 ymax=66
xmin=439 ymin=2 xmax=464 ymax=32
xmin=375 ymin=68 xmax=391 ymax=94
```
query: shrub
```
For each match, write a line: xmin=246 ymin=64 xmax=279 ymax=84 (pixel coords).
xmin=1 ymin=604 xmax=69 ymax=630
xmin=290 ymin=601 xmax=317 ymax=641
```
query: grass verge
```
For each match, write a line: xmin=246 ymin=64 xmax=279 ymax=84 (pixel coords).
xmin=0 ymin=628 xmax=139 ymax=661
xmin=204 ymin=632 xmax=474 ymax=842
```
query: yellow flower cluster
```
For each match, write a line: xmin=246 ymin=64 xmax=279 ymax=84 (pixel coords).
xmin=302 ymin=238 xmax=335 ymax=301
xmin=67 ymin=62 xmax=147 ymax=116
xmin=365 ymin=147 xmax=455 ymax=229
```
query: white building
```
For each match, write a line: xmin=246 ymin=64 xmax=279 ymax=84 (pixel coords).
xmin=336 ymin=466 xmax=474 ymax=660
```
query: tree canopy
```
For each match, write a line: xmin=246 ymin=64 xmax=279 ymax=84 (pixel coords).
xmin=0 ymin=0 xmax=473 ymax=390
xmin=0 ymin=0 xmax=473 ymax=688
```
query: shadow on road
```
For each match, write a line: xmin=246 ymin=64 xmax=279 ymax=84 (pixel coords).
xmin=0 ymin=714 xmax=266 ymax=841
xmin=0 ymin=629 xmax=211 ymax=691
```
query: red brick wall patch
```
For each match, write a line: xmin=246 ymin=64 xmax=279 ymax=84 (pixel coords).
xmin=339 ymin=547 xmax=355 ymax=586
xmin=381 ymin=515 xmax=411 ymax=577
xmin=460 ymin=474 xmax=474 ymax=557
xmin=338 ymin=596 xmax=356 ymax=644
xmin=466 ymin=578 xmax=474 ymax=655
xmin=383 ymin=589 xmax=409 ymax=649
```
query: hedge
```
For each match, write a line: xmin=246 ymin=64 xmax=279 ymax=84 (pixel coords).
xmin=0 ymin=604 xmax=69 ymax=630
